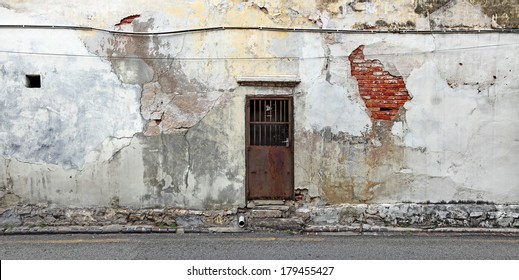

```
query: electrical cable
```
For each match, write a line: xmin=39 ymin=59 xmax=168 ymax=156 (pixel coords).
xmin=0 ymin=24 xmax=517 ymax=60
xmin=0 ymin=24 xmax=518 ymax=36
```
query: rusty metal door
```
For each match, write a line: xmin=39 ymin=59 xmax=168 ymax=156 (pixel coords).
xmin=246 ymin=96 xmax=293 ymax=200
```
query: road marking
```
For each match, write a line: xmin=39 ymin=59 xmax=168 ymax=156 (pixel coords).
xmin=0 ymin=236 xmax=325 ymax=245
xmin=144 ymin=237 xmax=325 ymax=242
xmin=2 ymin=236 xmax=516 ymax=245
xmin=0 ymin=238 xmax=128 ymax=245
xmin=473 ymin=239 xmax=519 ymax=244
xmin=220 ymin=237 xmax=325 ymax=242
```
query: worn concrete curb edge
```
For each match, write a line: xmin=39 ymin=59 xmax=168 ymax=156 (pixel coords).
xmin=1 ymin=225 xmax=519 ymax=235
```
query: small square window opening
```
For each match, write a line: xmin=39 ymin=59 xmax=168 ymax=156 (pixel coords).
xmin=25 ymin=74 xmax=41 ymax=88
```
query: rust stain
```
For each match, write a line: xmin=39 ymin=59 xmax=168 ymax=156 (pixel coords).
xmin=321 ymin=181 xmax=354 ymax=204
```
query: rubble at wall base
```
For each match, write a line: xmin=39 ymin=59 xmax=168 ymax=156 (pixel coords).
xmin=0 ymin=205 xmax=237 ymax=230
xmin=0 ymin=203 xmax=518 ymax=234
xmin=299 ymin=203 xmax=519 ymax=229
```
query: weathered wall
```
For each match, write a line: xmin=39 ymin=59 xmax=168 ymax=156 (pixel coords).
xmin=0 ymin=0 xmax=518 ymax=210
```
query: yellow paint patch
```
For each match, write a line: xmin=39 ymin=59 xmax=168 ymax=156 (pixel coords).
xmin=271 ymin=31 xmax=290 ymax=40
xmin=164 ymin=5 xmax=190 ymax=19
xmin=190 ymin=1 xmax=206 ymax=15
xmin=224 ymin=8 xmax=274 ymax=27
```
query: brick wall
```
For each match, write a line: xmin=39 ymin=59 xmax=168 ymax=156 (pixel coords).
xmin=349 ymin=45 xmax=411 ymax=121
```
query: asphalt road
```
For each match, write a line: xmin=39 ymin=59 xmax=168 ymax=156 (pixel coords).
xmin=0 ymin=233 xmax=518 ymax=260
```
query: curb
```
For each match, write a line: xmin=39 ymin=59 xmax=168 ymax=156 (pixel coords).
xmin=0 ymin=225 xmax=175 ymax=235
xmin=0 ymin=225 xmax=252 ymax=235
xmin=303 ymin=225 xmax=519 ymax=235
xmin=1 ymin=225 xmax=518 ymax=235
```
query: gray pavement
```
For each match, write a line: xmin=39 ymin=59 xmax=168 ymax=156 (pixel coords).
xmin=0 ymin=232 xmax=518 ymax=259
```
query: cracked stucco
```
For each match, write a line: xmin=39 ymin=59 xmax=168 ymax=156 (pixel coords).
xmin=0 ymin=1 xmax=518 ymax=209
xmin=2 ymin=0 xmax=518 ymax=30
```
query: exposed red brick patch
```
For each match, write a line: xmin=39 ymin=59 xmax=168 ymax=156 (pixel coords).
xmin=115 ymin=14 xmax=141 ymax=26
xmin=252 ymin=4 xmax=269 ymax=14
xmin=348 ymin=45 xmax=411 ymax=121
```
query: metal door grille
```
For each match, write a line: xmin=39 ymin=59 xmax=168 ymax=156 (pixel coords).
xmin=249 ymin=98 xmax=290 ymax=146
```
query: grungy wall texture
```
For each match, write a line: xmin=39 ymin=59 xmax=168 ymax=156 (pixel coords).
xmin=0 ymin=0 xmax=518 ymax=210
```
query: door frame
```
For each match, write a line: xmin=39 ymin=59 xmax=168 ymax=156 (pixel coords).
xmin=245 ymin=95 xmax=294 ymax=201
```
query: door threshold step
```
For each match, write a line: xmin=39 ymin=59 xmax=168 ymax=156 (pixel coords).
xmin=251 ymin=200 xmax=286 ymax=205
xmin=254 ymin=205 xmax=291 ymax=212
xmin=247 ymin=217 xmax=304 ymax=231
xmin=248 ymin=200 xmax=290 ymax=208
xmin=250 ymin=209 xmax=284 ymax=218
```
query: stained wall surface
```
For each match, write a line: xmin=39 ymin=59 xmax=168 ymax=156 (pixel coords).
xmin=0 ymin=0 xmax=518 ymax=209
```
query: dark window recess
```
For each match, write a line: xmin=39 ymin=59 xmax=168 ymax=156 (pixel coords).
xmin=249 ymin=98 xmax=289 ymax=146
xmin=25 ymin=75 xmax=41 ymax=88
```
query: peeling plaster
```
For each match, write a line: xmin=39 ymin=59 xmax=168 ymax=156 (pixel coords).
xmin=0 ymin=13 xmax=143 ymax=169
xmin=429 ymin=0 xmax=491 ymax=29
xmin=1 ymin=0 xmax=518 ymax=31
